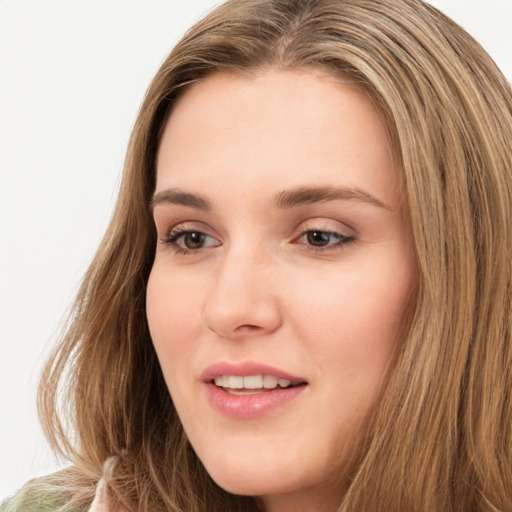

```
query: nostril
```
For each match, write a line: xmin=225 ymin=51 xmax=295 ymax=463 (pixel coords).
xmin=236 ymin=324 xmax=261 ymax=332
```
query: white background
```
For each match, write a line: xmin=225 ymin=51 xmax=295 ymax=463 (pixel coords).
xmin=1 ymin=0 xmax=511 ymax=501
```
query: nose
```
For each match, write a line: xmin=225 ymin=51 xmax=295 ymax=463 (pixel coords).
xmin=202 ymin=245 xmax=282 ymax=339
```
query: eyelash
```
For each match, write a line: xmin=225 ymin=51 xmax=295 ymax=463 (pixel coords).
xmin=160 ymin=226 xmax=355 ymax=255
xmin=296 ymin=230 xmax=355 ymax=252
xmin=161 ymin=226 xmax=218 ymax=256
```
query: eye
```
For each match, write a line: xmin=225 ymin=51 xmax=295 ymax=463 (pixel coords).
xmin=162 ymin=227 xmax=220 ymax=254
xmin=297 ymin=229 xmax=355 ymax=250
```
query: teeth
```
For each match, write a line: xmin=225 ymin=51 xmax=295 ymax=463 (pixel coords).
xmin=227 ymin=376 xmax=244 ymax=389
xmin=263 ymin=375 xmax=278 ymax=389
xmin=226 ymin=389 xmax=264 ymax=395
xmin=213 ymin=375 xmax=226 ymax=387
xmin=244 ymin=375 xmax=263 ymax=389
xmin=213 ymin=375 xmax=295 ymax=390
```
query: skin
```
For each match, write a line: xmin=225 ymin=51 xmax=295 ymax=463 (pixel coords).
xmin=146 ymin=69 xmax=416 ymax=512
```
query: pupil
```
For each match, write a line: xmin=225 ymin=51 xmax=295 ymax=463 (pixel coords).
xmin=307 ymin=231 xmax=330 ymax=246
xmin=185 ymin=232 xmax=204 ymax=248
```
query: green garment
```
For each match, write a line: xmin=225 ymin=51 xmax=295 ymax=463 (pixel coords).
xmin=0 ymin=478 xmax=70 ymax=512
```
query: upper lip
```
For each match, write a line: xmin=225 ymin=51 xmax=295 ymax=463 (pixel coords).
xmin=200 ymin=361 xmax=307 ymax=385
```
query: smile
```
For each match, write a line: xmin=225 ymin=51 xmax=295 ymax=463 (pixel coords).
xmin=213 ymin=374 xmax=300 ymax=394
xmin=202 ymin=363 xmax=308 ymax=418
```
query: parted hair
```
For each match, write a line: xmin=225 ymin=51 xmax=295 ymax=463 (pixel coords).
xmin=36 ymin=0 xmax=512 ymax=511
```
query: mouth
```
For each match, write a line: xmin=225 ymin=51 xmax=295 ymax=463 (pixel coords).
xmin=212 ymin=374 xmax=307 ymax=395
xmin=201 ymin=362 xmax=309 ymax=418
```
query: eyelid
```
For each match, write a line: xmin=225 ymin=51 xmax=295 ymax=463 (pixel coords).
xmin=292 ymin=218 xmax=356 ymax=251
xmin=158 ymin=220 xmax=214 ymax=238
xmin=295 ymin=218 xmax=355 ymax=237
xmin=159 ymin=221 xmax=221 ymax=255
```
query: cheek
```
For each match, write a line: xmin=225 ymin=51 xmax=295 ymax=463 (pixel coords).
xmin=287 ymin=251 xmax=414 ymax=388
xmin=146 ymin=266 xmax=203 ymax=374
xmin=292 ymin=260 xmax=411 ymax=340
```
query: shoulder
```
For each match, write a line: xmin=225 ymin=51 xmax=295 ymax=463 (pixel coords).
xmin=0 ymin=476 xmax=70 ymax=512
xmin=1 ymin=466 xmax=129 ymax=512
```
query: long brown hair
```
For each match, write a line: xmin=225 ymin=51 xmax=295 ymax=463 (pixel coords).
xmin=36 ymin=0 xmax=512 ymax=510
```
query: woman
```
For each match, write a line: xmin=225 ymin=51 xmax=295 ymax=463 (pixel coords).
xmin=3 ymin=0 xmax=511 ymax=510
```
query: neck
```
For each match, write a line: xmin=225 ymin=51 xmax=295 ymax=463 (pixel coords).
xmin=255 ymin=481 xmax=347 ymax=512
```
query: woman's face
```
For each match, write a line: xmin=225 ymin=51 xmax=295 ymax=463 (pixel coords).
xmin=147 ymin=69 xmax=416 ymax=511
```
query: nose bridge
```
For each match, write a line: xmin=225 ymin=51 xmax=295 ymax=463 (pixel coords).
xmin=203 ymin=237 xmax=281 ymax=337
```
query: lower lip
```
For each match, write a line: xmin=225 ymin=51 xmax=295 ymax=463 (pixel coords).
xmin=205 ymin=383 xmax=307 ymax=419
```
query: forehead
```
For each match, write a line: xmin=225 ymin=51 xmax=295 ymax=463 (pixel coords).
xmin=155 ymin=69 xmax=399 ymax=208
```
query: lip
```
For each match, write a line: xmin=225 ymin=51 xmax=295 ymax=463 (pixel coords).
xmin=200 ymin=361 xmax=306 ymax=384
xmin=201 ymin=361 xmax=308 ymax=419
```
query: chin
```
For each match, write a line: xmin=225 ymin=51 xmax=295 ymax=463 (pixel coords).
xmin=212 ymin=474 xmax=271 ymax=497
xmin=201 ymin=452 xmax=303 ymax=497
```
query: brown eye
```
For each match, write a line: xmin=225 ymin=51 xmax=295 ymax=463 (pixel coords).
xmin=298 ymin=229 xmax=355 ymax=251
xmin=183 ymin=231 xmax=206 ymax=249
xmin=307 ymin=230 xmax=332 ymax=247
xmin=163 ymin=228 xmax=220 ymax=254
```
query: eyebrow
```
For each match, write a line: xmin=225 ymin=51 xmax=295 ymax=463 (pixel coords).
xmin=150 ymin=188 xmax=212 ymax=211
xmin=150 ymin=185 xmax=391 ymax=212
xmin=274 ymin=186 xmax=392 ymax=210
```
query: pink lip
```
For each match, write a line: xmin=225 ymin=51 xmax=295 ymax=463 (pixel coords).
xmin=200 ymin=361 xmax=306 ymax=384
xmin=201 ymin=361 xmax=308 ymax=419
